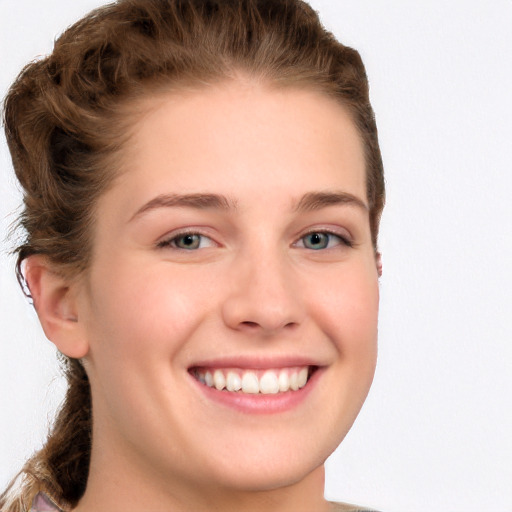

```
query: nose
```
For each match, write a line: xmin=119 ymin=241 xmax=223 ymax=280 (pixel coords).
xmin=221 ymin=249 xmax=304 ymax=335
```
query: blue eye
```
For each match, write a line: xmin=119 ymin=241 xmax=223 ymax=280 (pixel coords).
xmin=158 ymin=233 xmax=214 ymax=250
xmin=299 ymin=232 xmax=350 ymax=250
xmin=174 ymin=234 xmax=202 ymax=249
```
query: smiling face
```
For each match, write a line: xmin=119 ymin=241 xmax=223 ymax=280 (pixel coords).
xmin=75 ymin=80 xmax=380 ymax=508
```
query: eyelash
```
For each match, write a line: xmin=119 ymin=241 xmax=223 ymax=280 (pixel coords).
xmin=156 ymin=229 xmax=353 ymax=251
xmin=156 ymin=230 xmax=215 ymax=250
xmin=295 ymin=230 xmax=353 ymax=250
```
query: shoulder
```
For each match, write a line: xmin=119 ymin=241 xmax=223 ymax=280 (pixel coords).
xmin=329 ymin=501 xmax=382 ymax=512
xmin=30 ymin=492 xmax=66 ymax=512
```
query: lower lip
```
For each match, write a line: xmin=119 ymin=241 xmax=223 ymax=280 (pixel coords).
xmin=189 ymin=368 xmax=322 ymax=414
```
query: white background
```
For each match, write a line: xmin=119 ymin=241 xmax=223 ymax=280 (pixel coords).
xmin=1 ymin=1 xmax=511 ymax=511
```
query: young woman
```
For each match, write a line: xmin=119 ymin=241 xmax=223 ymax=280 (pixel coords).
xmin=1 ymin=1 xmax=384 ymax=511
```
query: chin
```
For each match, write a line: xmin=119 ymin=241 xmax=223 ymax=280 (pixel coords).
xmin=212 ymin=464 xmax=316 ymax=494
xmin=192 ymin=435 xmax=331 ymax=494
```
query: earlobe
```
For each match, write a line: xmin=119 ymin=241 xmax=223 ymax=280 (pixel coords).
xmin=376 ymin=252 xmax=383 ymax=277
xmin=24 ymin=256 xmax=89 ymax=359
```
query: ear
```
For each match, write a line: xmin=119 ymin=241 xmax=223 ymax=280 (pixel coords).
xmin=376 ymin=251 xmax=383 ymax=277
xmin=24 ymin=256 xmax=89 ymax=359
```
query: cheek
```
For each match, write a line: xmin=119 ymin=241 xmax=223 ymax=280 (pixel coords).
xmin=307 ymin=264 xmax=379 ymax=350
xmin=84 ymin=261 xmax=216 ymax=360
xmin=305 ymin=261 xmax=379 ymax=410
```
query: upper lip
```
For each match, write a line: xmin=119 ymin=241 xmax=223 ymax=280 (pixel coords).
xmin=188 ymin=355 xmax=324 ymax=370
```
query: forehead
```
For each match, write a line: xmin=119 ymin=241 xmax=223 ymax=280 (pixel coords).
xmin=106 ymin=80 xmax=367 ymax=216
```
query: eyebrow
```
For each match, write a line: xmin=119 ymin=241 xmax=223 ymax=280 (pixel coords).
xmin=294 ymin=191 xmax=368 ymax=212
xmin=130 ymin=190 xmax=368 ymax=222
xmin=130 ymin=193 xmax=237 ymax=221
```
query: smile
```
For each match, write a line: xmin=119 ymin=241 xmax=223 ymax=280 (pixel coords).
xmin=191 ymin=366 xmax=315 ymax=394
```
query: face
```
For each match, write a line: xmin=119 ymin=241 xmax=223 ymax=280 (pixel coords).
xmin=77 ymin=80 xmax=379 ymax=497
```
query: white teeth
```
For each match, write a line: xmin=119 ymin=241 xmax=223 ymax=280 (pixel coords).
xmin=290 ymin=372 xmax=299 ymax=391
xmin=197 ymin=371 xmax=206 ymax=385
xmin=259 ymin=370 xmax=280 ymax=394
xmin=278 ymin=370 xmax=290 ymax=392
xmin=226 ymin=371 xmax=242 ymax=392
xmin=298 ymin=367 xmax=308 ymax=389
xmin=241 ymin=372 xmax=260 ymax=394
xmin=195 ymin=366 xmax=312 ymax=394
xmin=213 ymin=370 xmax=226 ymax=391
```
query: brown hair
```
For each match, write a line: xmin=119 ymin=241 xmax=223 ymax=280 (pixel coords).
xmin=1 ymin=0 xmax=384 ymax=509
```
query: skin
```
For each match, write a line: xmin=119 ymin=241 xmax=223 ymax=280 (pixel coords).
xmin=28 ymin=80 xmax=380 ymax=512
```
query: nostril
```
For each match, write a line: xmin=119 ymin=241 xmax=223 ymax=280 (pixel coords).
xmin=241 ymin=321 xmax=259 ymax=329
xmin=238 ymin=320 xmax=298 ymax=332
